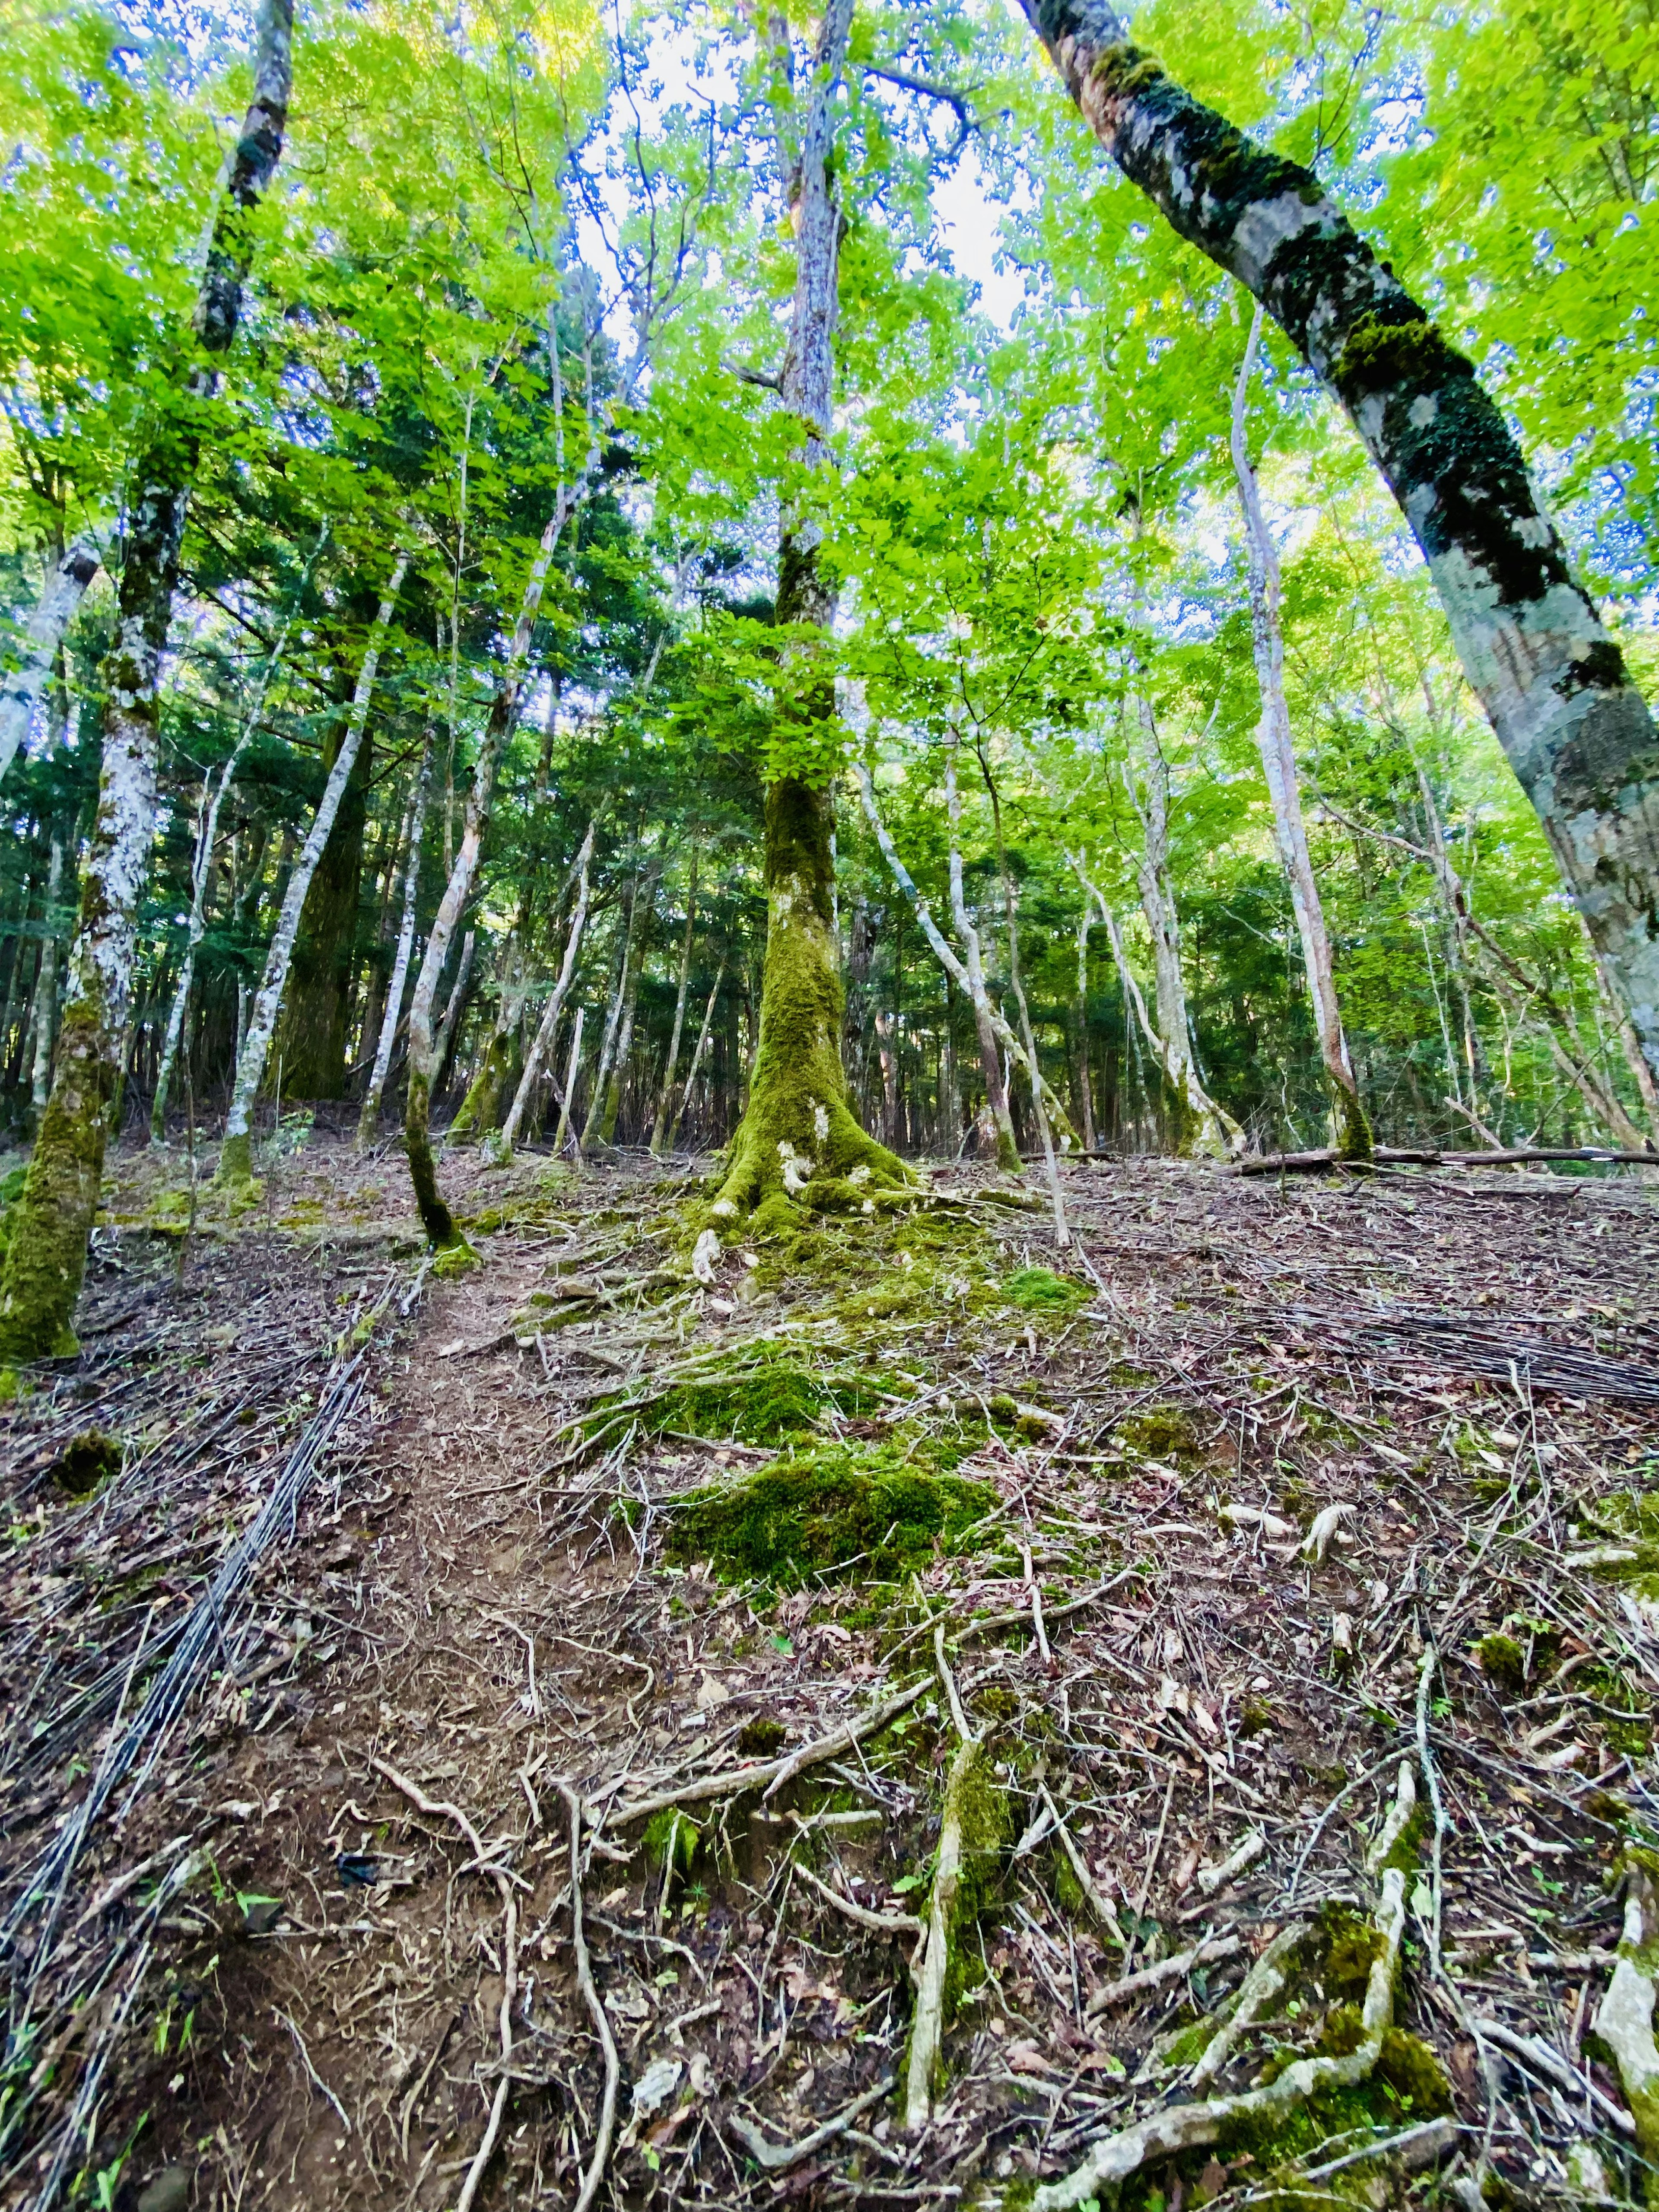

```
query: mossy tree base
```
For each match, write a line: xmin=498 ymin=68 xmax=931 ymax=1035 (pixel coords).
xmin=713 ymin=775 xmax=915 ymax=1228
xmin=214 ymin=1130 xmax=256 ymax=1188
xmin=0 ymin=999 xmax=113 ymax=1362
xmin=404 ymin=1065 xmax=467 ymax=1253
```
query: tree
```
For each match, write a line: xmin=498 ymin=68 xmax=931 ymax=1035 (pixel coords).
xmin=1016 ymin=0 xmax=1659 ymax=1085
xmin=0 ymin=0 xmax=296 ymax=1362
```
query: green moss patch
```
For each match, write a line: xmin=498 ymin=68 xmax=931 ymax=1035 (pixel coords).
xmin=665 ymin=1443 xmax=998 ymax=1585
xmin=1001 ymin=1265 xmax=1087 ymax=1314
xmin=49 ymin=1427 xmax=122 ymax=1497
xmin=646 ymin=1356 xmax=889 ymax=1446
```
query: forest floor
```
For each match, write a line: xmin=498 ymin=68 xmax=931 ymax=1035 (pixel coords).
xmin=4 ymin=1131 xmax=1659 ymax=2212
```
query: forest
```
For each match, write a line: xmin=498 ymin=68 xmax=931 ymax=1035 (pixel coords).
xmin=2 ymin=0 xmax=1659 ymax=2208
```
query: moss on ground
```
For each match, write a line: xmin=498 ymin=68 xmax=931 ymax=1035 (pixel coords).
xmin=646 ymin=1357 xmax=893 ymax=1445
xmin=49 ymin=1427 xmax=121 ymax=1497
xmin=665 ymin=1443 xmax=997 ymax=1585
xmin=1001 ymin=1264 xmax=1087 ymax=1315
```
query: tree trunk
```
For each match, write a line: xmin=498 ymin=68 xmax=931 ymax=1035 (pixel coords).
xmin=594 ymin=857 xmax=660 ymax=1146
xmin=1020 ymin=0 xmax=1659 ymax=1080
xmin=551 ymin=1004 xmax=585 ymax=1159
xmin=666 ymin=958 xmax=725 ymax=1154
xmin=357 ymin=731 xmax=433 ymax=1147
xmin=502 ymin=820 xmax=595 ymax=1150
xmin=1230 ymin=302 xmax=1371 ymax=1160
xmin=1120 ymin=696 xmax=1240 ymax=1157
xmin=982 ymin=757 xmax=1069 ymax=1242
xmin=0 ymin=0 xmax=293 ymax=1360
xmin=272 ymin=703 xmax=370 ymax=1098
xmin=217 ymin=548 xmax=407 ymax=1182
xmin=1073 ymin=901 xmax=1096 ymax=1151
xmin=649 ymin=851 xmax=697 ymax=1154
xmin=712 ymin=0 xmax=908 ymax=1221
xmin=153 ymin=531 xmax=320 ymax=1142
xmin=0 ymin=538 xmax=100 ymax=788
xmin=28 ymin=839 xmax=64 ymax=1109
xmin=403 ymin=397 xmax=602 ymax=1246
xmin=582 ymin=893 xmax=636 ymax=1149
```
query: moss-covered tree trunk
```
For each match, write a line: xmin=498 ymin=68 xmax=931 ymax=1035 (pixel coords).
xmin=1020 ymin=0 xmax=1659 ymax=1084
xmin=1230 ymin=306 xmax=1371 ymax=1160
xmin=709 ymin=0 xmax=910 ymax=1220
xmin=0 ymin=0 xmax=293 ymax=1361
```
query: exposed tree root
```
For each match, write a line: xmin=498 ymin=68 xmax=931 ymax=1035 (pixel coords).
xmin=1032 ymin=1765 xmax=1418 ymax=2212
xmin=1596 ymin=1855 xmax=1659 ymax=2192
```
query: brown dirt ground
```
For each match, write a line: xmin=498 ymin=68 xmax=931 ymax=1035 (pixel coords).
xmin=4 ymin=1134 xmax=1659 ymax=2212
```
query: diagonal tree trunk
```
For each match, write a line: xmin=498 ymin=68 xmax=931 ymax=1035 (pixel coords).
xmin=650 ymin=850 xmax=698 ymax=1155
xmin=666 ymin=957 xmax=726 ymax=1155
xmin=1018 ymin=0 xmax=1659 ymax=1080
xmin=153 ymin=524 xmax=325 ymax=1142
xmin=1120 ymin=693 xmax=1240 ymax=1157
xmin=1229 ymin=302 xmax=1371 ymax=1160
xmin=0 ymin=0 xmax=295 ymax=1360
xmin=711 ymin=0 xmax=909 ymax=1222
xmin=0 ymin=538 xmax=101 ymax=788
xmin=216 ymin=549 xmax=409 ymax=1182
xmin=503 ymin=820 xmax=595 ymax=1151
xmin=356 ymin=729 xmax=434 ymax=1148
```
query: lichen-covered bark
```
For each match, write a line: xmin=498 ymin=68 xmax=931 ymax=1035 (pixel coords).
xmin=29 ymin=838 xmax=64 ymax=1109
xmin=0 ymin=538 xmax=99 ymax=788
xmin=1231 ymin=308 xmax=1371 ymax=1160
xmin=1020 ymin=0 xmax=1659 ymax=1081
xmin=0 ymin=0 xmax=292 ymax=1355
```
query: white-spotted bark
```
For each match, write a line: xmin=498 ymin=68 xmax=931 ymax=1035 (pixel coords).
xmin=0 ymin=539 xmax=100 ymax=788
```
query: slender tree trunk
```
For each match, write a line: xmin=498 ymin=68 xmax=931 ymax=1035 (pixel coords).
xmin=667 ymin=959 xmax=725 ymax=1154
xmin=982 ymin=757 xmax=1069 ymax=1242
xmin=551 ymin=1004 xmax=585 ymax=1159
xmin=432 ymin=929 xmax=475 ymax=1096
xmin=403 ymin=404 xmax=602 ymax=1247
xmin=1120 ymin=695 xmax=1239 ymax=1157
xmin=217 ymin=548 xmax=408 ymax=1182
xmin=595 ymin=858 xmax=660 ymax=1146
xmin=450 ymin=938 xmax=527 ymax=1141
xmin=357 ymin=731 xmax=433 ymax=1147
xmin=0 ymin=538 xmax=100 ymax=788
xmin=1230 ymin=303 xmax=1371 ymax=1159
xmin=649 ymin=851 xmax=697 ymax=1154
xmin=0 ymin=0 xmax=294 ymax=1359
xmin=1073 ymin=901 xmax=1096 ymax=1151
xmin=153 ymin=528 xmax=321 ymax=1143
xmin=582 ymin=894 xmax=636 ymax=1149
xmin=1020 ymin=0 xmax=1659 ymax=1078
xmin=502 ymin=820 xmax=594 ymax=1150
xmin=713 ymin=0 xmax=907 ymax=1221
xmin=28 ymin=839 xmax=64 ymax=1109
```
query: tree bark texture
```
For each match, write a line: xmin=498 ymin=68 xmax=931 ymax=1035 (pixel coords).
xmin=1121 ymin=698 xmax=1239 ymax=1156
xmin=503 ymin=820 xmax=594 ymax=1150
xmin=1020 ymin=0 xmax=1659 ymax=1078
xmin=271 ymin=706 xmax=370 ymax=1098
xmin=217 ymin=548 xmax=407 ymax=1180
xmin=1230 ymin=303 xmax=1371 ymax=1159
xmin=0 ymin=0 xmax=293 ymax=1360
xmin=0 ymin=539 xmax=100 ymax=788
xmin=28 ymin=839 xmax=64 ymax=1109
xmin=357 ymin=733 xmax=432 ymax=1147
xmin=649 ymin=851 xmax=697 ymax=1155
xmin=713 ymin=0 xmax=909 ymax=1220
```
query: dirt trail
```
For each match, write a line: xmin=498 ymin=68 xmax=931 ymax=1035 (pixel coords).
xmin=4 ymin=1138 xmax=1659 ymax=2212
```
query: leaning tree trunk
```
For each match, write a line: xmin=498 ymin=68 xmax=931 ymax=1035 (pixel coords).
xmin=217 ymin=549 xmax=408 ymax=1183
xmin=28 ymin=839 xmax=64 ymax=1109
xmin=153 ymin=528 xmax=321 ymax=1142
xmin=356 ymin=731 xmax=433 ymax=1148
xmin=1121 ymin=696 xmax=1239 ymax=1157
xmin=502 ymin=820 xmax=595 ymax=1151
xmin=0 ymin=0 xmax=293 ymax=1361
xmin=403 ymin=385 xmax=603 ymax=1247
xmin=666 ymin=958 xmax=725 ymax=1154
xmin=0 ymin=537 xmax=100 ymax=788
xmin=1019 ymin=0 xmax=1659 ymax=1081
xmin=649 ymin=850 xmax=697 ymax=1155
xmin=711 ymin=0 xmax=909 ymax=1222
xmin=1230 ymin=303 xmax=1372 ymax=1160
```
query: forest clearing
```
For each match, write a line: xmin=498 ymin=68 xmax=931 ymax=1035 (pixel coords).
xmin=4 ymin=0 xmax=1659 ymax=2206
